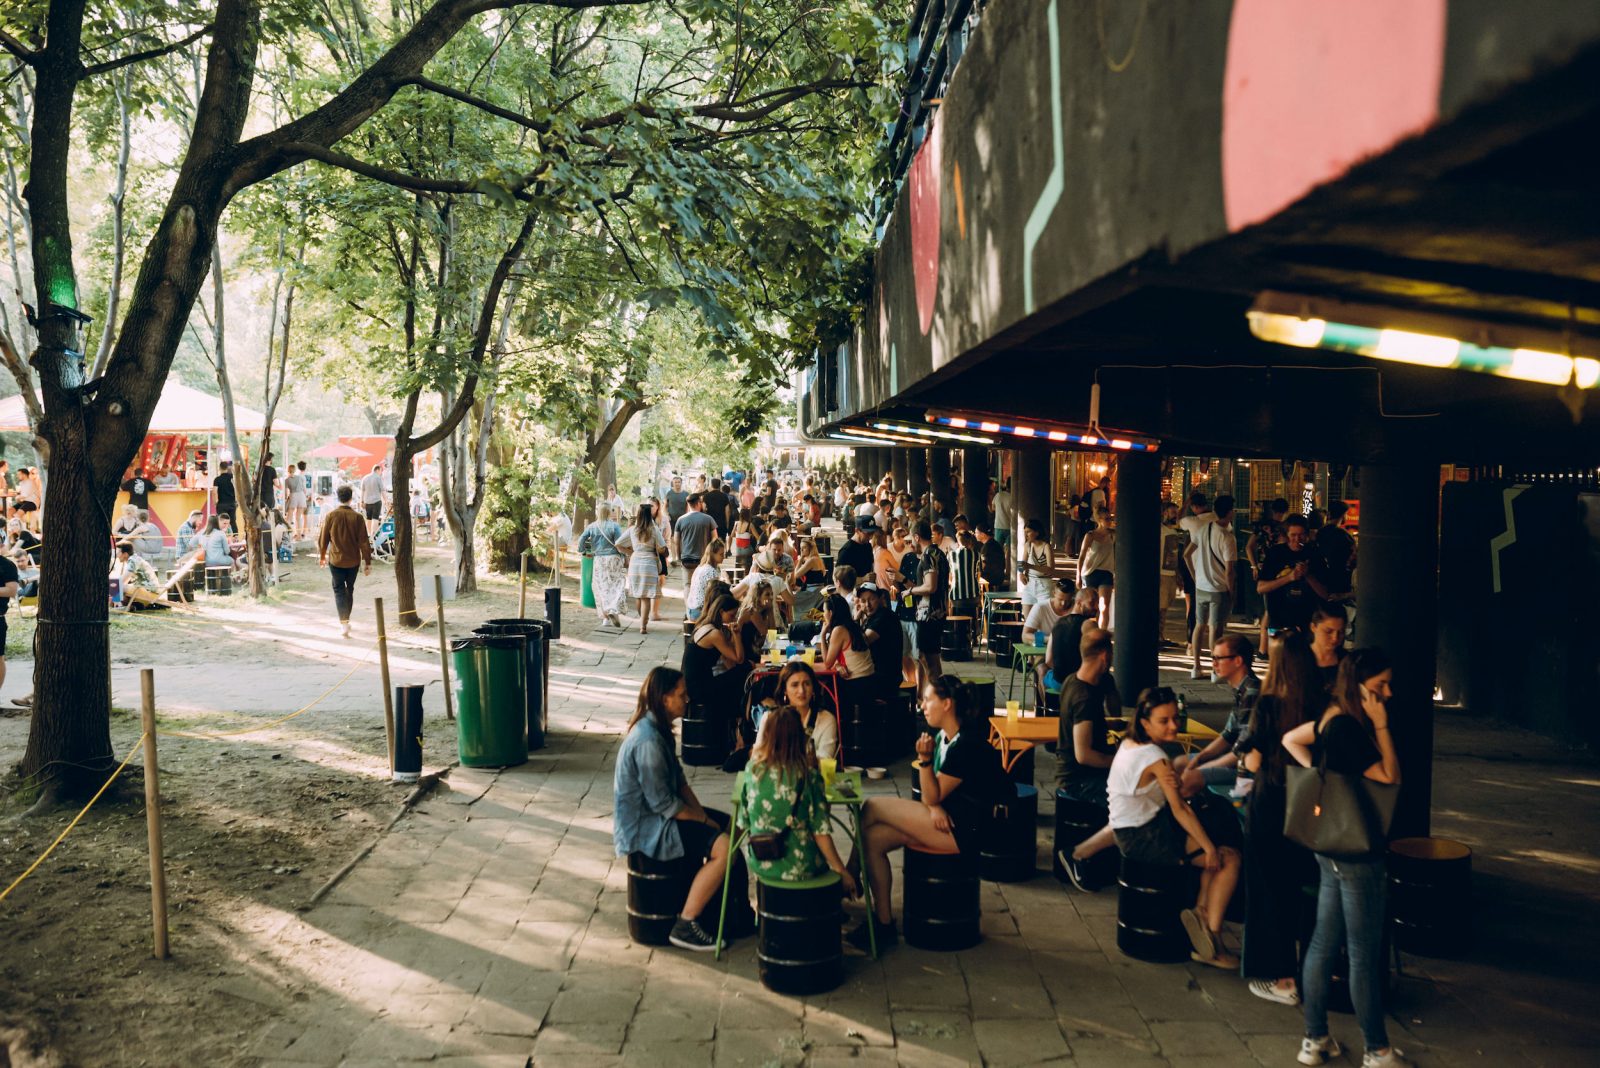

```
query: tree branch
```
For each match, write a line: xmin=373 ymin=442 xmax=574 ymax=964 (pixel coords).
xmin=0 ymin=30 xmax=35 ymax=65
xmin=281 ymin=140 xmax=484 ymax=195
xmin=82 ymin=23 xmax=213 ymax=76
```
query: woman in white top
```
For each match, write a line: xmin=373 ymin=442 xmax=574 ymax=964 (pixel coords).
xmin=1017 ymin=519 xmax=1053 ymax=609
xmin=686 ymin=538 xmax=726 ymax=622
xmin=1076 ymin=507 xmax=1116 ymax=629
xmin=1109 ymin=685 xmax=1242 ymax=969
xmin=756 ymin=660 xmax=838 ymax=762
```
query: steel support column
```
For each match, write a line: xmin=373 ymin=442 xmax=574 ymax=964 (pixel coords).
xmin=1112 ymin=452 xmax=1161 ymax=706
xmin=960 ymin=447 xmax=989 ymax=524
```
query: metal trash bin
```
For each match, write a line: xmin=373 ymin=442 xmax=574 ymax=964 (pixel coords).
xmin=451 ymin=635 xmax=528 ymax=768
xmin=477 ymin=618 xmax=549 ymax=751
xmin=394 ymin=684 xmax=425 ymax=783
xmin=543 ymin=585 xmax=562 ymax=640
xmin=580 ymin=555 xmax=596 ymax=608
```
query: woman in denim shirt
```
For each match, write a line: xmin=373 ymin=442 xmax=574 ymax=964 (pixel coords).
xmin=614 ymin=666 xmax=747 ymax=951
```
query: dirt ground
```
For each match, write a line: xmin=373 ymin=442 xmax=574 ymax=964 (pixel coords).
xmin=0 ymin=541 xmax=550 ymax=1068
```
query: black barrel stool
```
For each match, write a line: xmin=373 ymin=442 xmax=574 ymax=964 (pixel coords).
xmin=1053 ymin=791 xmax=1118 ymax=887
xmin=680 ymin=702 xmax=728 ymax=767
xmin=941 ymin=616 xmax=974 ymax=661
xmin=1388 ymin=837 xmax=1472 ymax=957
xmin=844 ymin=697 xmax=892 ymax=768
xmin=627 ymin=852 xmax=690 ymax=945
xmin=980 ymin=784 xmax=1038 ymax=883
xmin=1116 ymin=856 xmax=1190 ymax=962
xmin=903 ymin=846 xmax=981 ymax=951
xmin=955 ymin=675 xmax=996 ymax=719
xmin=756 ymin=873 xmax=844 ymax=995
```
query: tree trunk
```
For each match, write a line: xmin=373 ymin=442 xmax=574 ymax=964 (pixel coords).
xmin=392 ymin=439 xmax=420 ymax=626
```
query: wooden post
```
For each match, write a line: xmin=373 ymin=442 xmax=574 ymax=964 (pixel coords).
xmin=434 ymin=574 xmax=454 ymax=720
xmin=375 ymin=597 xmax=395 ymax=773
xmin=518 ymin=552 xmax=528 ymax=618
xmin=140 ymin=670 xmax=169 ymax=960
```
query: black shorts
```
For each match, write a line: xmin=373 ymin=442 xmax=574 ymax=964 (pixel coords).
xmin=364 ymin=502 xmax=382 ymax=520
xmin=0 ymin=615 xmax=8 ymax=653
xmin=915 ymin=618 xmax=945 ymax=657
xmin=15 ymin=501 xmax=36 ymax=513
xmin=1084 ymin=569 xmax=1114 ymax=589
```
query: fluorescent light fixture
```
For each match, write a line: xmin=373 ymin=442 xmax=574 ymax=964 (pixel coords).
xmin=1248 ymin=291 xmax=1600 ymax=389
xmin=828 ymin=429 xmax=923 ymax=446
xmin=924 ymin=411 xmax=1159 ymax=453
xmin=866 ymin=421 xmax=998 ymax=445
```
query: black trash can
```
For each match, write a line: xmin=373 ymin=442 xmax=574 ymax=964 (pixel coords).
xmin=479 ymin=618 xmax=550 ymax=751
xmin=394 ymin=684 xmax=425 ymax=783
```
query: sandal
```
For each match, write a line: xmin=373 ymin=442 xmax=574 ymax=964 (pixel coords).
xmin=1180 ymin=908 xmax=1214 ymax=959
xmin=1191 ymin=949 xmax=1240 ymax=971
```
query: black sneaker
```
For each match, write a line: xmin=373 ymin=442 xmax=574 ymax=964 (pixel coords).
xmin=846 ymin=918 xmax=896 ymax=953
xmin=1057 ymin=850 xmax=1091 ymax=893
xmin=668 ymin=917 xmax=721 ymax=953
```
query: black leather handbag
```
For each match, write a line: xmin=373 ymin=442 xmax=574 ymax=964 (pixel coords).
xmin=1283 ymin=718 xmax=1398 ymax=858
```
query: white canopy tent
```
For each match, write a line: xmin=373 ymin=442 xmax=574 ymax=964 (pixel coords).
xmin=0 ymin=382 xmax=309 ymax=434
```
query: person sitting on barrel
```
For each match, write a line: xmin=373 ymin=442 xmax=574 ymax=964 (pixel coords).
xmin=755 ymin=660 xmax=839 ymax=763
xmin=737 ymin=705 xmax=858 ymax=894
xmin=1108 ymin=686 xmax=1243 ymax=970
xmin=846 ymin=675 xmax=1006 ymax=951
xmin=613 ymin=666 xmax=750 ymax=952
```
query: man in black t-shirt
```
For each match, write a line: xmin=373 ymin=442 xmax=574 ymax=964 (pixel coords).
xmin=1257 ymin=514 xmax=1330 ymax=634
xmin=702 ymin=482 xmax=730 ymax=537
xmin=1314 ymin=501 xmax=1356 ymax=600
xmin=0 ymin=551 xmax=19 ymax=696
xmin=258 ymin=452 xmax=279 ymax=510
xmin=856 ymin=583 xmax=904 ymax=699
xmin=909 ymin=521 xmax=949 ymax=682
xmin=212 ymin=461 xmax=237 ymax=528
xmin=835 ymin=517 xmax=876 ymax=579
xmin=121 ymin=469 xmax=151 ymax=510
xmin=1055 ymin=627 xmax=1122 ymax=890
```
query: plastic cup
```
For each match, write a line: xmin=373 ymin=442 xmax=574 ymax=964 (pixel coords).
xmin=819 ymin=757 xmax=837 ymax=787
xmin=801 ymin=648 xmax=816 ymax=664
xmin=1006 ymin=700 xmax=1021 ymax=724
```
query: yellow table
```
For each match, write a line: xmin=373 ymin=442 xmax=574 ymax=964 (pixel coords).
xmin=988 ymin=714 xmax=1058 ymax=774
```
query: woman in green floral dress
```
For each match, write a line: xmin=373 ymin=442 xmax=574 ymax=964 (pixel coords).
xmin=736 ymin=706 xmax=859 ymax=894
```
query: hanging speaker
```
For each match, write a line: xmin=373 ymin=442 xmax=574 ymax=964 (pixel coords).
xmin=1280 ymin=459 xmax=1296 ymax=479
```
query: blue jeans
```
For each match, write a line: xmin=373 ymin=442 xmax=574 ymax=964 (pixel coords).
xmin=1302 ymin=854 xmax=1389 ymax=1051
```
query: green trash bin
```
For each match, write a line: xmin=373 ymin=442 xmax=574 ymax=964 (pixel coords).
xmin=452 ymin=635 xmax=528 ymax=768
xmin=580 ymin=555 xmax=596 ymax=609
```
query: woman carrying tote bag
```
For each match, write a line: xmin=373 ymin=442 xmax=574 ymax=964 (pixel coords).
xmin=1281 ymin=649 xmax=1405 ymax=1068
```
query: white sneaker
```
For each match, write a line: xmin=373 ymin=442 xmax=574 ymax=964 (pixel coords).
xmin=341 ymin=621 xmax=352 ymax=638
xmin=1362 ymin=1049 xmax=1411 ymax=1068
xmin=1298 ymin=1036 xmax=1342 ymax=1066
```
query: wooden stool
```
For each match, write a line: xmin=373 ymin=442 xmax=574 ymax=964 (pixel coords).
xmin=903 ymin=846 xmax=981 ymax=951
xmin=756 ymin=873 xmax=843 ymax=995
xmin=626 ymin=852 xmax=690 ymax=945
xmin=204 ymin=566 xmax=232 ymax=595
xmin=979 ymin=784 xmax=1037 ymax=883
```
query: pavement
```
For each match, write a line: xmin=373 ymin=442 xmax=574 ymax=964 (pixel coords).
xmin=224 ymin=561 xmax=1600 ymax=1068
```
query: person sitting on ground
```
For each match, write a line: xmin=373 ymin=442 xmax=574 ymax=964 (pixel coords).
xmin=736 ymin=705 xmax=859 ymax=892
xmin=756 ymin=660 xmax=838 ymax=762
xmin=848 ymin=675 xmax=1007 ymax=951
xmin=1055 ymin=627 xmax=1123 ymax=890
xmin=175 ymin=510 xmax=205 ymax=557
xmin=685 ymin=538 xmax=726 ymax=623
xmin=1177 ymin=632 xmax=1261 ymax=792
xmin=1109 ymin=686 xmax=1243 ymax=970
xmin=111 ymin=541 xmax=168 ymax=610
xmin=613 ymin=666 xmax=749 ymax=952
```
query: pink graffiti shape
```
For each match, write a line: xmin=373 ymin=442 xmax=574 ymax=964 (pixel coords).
xmin=1221 ymin=0 xmax=1446 ymax=232
xmin=909 ymin=115 xmax=942 ymax=336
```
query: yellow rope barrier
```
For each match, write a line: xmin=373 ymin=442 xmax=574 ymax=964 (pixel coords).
xmin=0 ymin=732 xmax=147 ymax=905
xmin=159 ymin=636 xmax=383 ymax=740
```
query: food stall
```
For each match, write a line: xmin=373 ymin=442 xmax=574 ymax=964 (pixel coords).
xmin=0 ymin=382 xmax=309 ymax=548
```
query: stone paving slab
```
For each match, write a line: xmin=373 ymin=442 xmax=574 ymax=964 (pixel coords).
xmin=232 ymin=577 xmax=1600 ymax=1068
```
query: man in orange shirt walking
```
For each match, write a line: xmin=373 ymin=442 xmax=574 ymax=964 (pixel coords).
xmin=318 ymin=484 xmax=373 ymax=637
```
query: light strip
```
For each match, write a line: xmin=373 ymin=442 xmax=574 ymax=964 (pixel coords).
xmin=1247 ymin=310 xmax=1600 ymax=389
xmin=841 ymin=426 xmax=932 ymax=445
xmin=828 ymin=430 xmax=922 ymax=446
xmin=866 ymin=421 xmax=998 ymax=445
xmin=924 ymin=412 xmax=1158 ymax=453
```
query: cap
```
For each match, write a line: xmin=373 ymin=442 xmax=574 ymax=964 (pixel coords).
xmin=854 ymin=515 xmax=878 ymax=532
xmin=857 ymin=581 xmax=881 ymax=593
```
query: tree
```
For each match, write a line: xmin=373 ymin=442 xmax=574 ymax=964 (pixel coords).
xmin=4 ymin=0 xmax=898 ymax=801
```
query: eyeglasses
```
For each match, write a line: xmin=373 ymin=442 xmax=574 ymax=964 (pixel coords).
xmin=1212 ymin=653 xmax=1241 ymax=662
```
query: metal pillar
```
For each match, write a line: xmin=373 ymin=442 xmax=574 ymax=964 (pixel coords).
xmin=1355 ymin=463 xmax=1439 ymax=840
xmin=928 ymin=447 xmax=954 ymax=521
xmin=1112 ymin=452 xmax=1160 ymax=706
xmin=960 ymin=447 xmax=989 ymax=523
xmin=892 ymin=447 xmax=909 ymax=494
xmin=906 ymin=447 xmax=929 ymax=503
xmin=1014 ymin=447 xmax=1051 ymax=562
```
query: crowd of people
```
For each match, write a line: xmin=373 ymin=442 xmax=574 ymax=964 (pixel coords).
xmin=609 ymin=462 xmax=1409 ymax=1068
